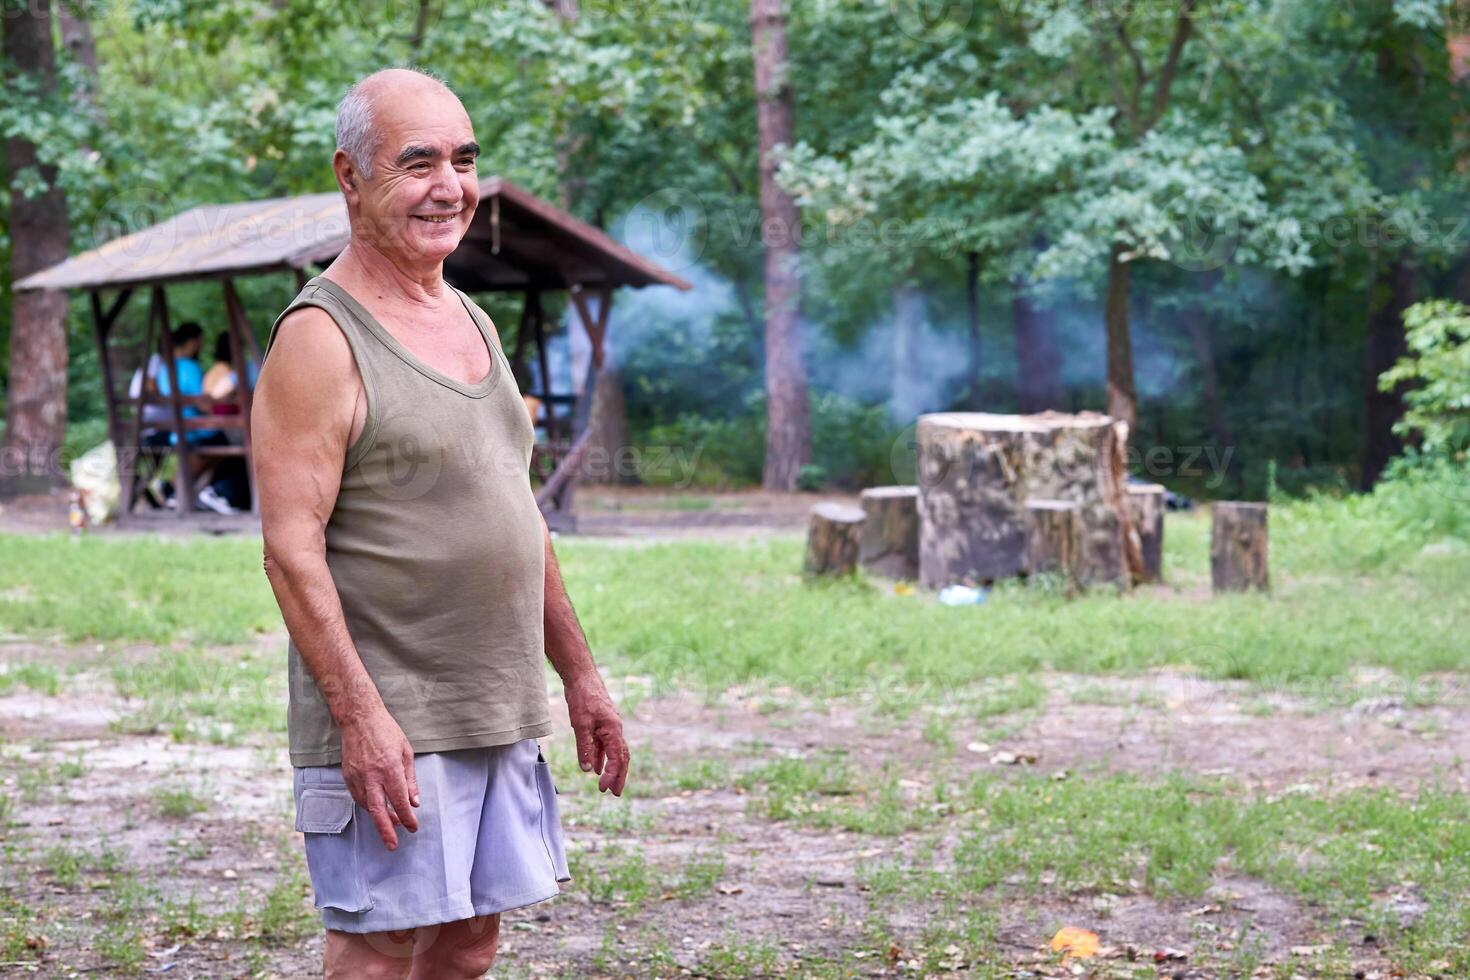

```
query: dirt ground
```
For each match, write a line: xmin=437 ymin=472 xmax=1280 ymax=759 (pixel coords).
xmin=0 ymin=629 xmax=1454 ymax=978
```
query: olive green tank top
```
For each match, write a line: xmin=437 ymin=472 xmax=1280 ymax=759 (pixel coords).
xmin=264 ymin=275 xmax=552 ymax=767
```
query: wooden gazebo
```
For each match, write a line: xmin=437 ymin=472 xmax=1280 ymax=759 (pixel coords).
xmin=15 ymin=177 xmax=691 ymax=528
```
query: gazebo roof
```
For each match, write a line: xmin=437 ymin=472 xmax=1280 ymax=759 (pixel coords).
xmin=15 ymin=176 xmax=691 ymax=294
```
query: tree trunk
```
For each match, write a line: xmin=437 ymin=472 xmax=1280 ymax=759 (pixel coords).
xmin=750 ymin=0 xmax=811 ymax=490
xmin=1211 ymin=501 xmax=1269 ymax=593
xmin=582 ymin=346 xmax=633 ymax=484
xmin=1104 ymin=243 xmax=1136 ymax=432
xmin=1361 ymin=257 xmax=1415 ymax=490
xmin=3 ymin=0 xmax=73 ymax=493
xmin=859 ymin=485 xmax=919 ymax=580
xmin=804 ymin=502 xmax=865 ymax=576
xmin=57 ymin=3 xmax=97 ymax=78
xmin=1012 ymin=280 xmax=1064 ymax=413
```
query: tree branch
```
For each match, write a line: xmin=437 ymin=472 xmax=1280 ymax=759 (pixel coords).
xmin=1144 ymin=0 xmax=1199 ymax=132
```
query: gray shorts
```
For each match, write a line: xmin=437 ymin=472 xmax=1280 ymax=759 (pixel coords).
xmin=292 ymin=739 xmax=572 ymax=933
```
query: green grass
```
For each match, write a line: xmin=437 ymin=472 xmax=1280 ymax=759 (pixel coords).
xmin=569 ymin=843 xmax=655 ymax=905
xmin=153 ymin=785 xmax=209 ymax=819
xmin=111 ymin=647 xmax=284 ymax=741
xmin=0 ymin=470 xmax=1467 ymax=974
xmin=0 ymin=534 xmax=278 ymax=644
xmin=0 ymin=466 xmax=1465 ymax=700
xmin=867 ymin=772 xmax=1470 ymax=976
xmin=561 ymin=514 xmax=1470 ymax=695
xmin=0 ymin=663 xmax=61 ymax=696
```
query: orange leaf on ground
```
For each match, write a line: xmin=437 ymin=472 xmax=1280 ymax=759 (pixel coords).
xmin=1050 ymin=926 xmax=1101 ymax=959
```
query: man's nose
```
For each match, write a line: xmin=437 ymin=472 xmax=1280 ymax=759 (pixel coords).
xmin=427 ymin=161 xmax=463 ymax=203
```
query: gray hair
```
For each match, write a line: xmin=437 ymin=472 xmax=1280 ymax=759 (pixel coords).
xmin=336 ymin=67 xmax=455 ymax=180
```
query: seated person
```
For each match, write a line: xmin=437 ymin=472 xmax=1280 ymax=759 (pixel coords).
xmin=198 ymin=333 xmax=260 ymax=511
xmin=203 ymin=332 xmax=260 ymax=419
xmin=154 ymin=322 xmax=235 ymax=514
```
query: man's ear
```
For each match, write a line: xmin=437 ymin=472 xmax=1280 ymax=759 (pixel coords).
xmin=333 ymin=148 xmax=360 ymax=199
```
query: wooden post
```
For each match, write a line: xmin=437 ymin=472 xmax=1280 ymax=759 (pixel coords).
xmin=510 ymin=290 xmax=534 ymax=390
xmin=568 ymin=285 xmax=612 ymax=441
xmin=88 ymin=288 xmax=133 ymax=451
xmin=1211 ymin=502 xmax=1269 ymax=593
xmin=858 ymin=485 xmax=919 ymax=580
xmin=123 ymin=288 xmax=159 ymax=515
xmin=1025 ymin=499 xmax=1081 ymax=587
xmin=222 ymin=278 xmax=257 ymax=513
xmin=804 ymin=502 xmax=866 ymax=577
xmin=1127 ymin=483 xmax=1166 ymax=583
xmin=154 ymin=286 xmax=192 ymax=518
xmin=533 ymin=292 xmax=554 ymax=442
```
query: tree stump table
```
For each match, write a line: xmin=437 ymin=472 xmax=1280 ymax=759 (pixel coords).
xmin=915 ymin=411 xmax=1139 ymax=589
xmin=858 ymin=485 xmax=919 ymax=580
xmin=1211 ymin=501 xmax=1269 ymax=593
xmin=804 ymin=502 xmax=866 ymax=576
xmin=1127 ymin=483 xmax=1166 ymax=583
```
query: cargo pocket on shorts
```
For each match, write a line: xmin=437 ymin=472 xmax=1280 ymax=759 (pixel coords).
xmin=295 ymin=788 xmax=375 ymax=913
xmin=533 ymin=749 xmax=572 ymax=882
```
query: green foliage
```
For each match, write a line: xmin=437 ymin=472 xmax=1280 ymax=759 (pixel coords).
xmin=4 ymin=0 xmax=1470 ymax=498
xmin=1381 ymin=299 xmax=1470 ymax=460
xmin=636 ymin=390 xmax=901 ymax=489
xmin=795 ymin=464 xmax=825 ymax=491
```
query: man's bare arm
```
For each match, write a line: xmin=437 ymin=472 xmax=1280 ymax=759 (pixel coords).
xmin=541 ymin=520 xmax=629 ymax=795
xmin=252 ymin=308 xmax=419 ymax=849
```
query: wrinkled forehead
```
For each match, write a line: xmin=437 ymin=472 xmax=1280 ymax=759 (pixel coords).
xmin=370 ymin=87 xmax=476 ymax=158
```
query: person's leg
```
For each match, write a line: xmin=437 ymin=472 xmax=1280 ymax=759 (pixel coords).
xmin=323 ymin=927 xmax=415 ymax=979
xmin=187 ymin=432 xmax=227 ymax=488
xmin=322 ymin=915 xmax=500 ymax=980
xmin=407 ymin=914 xmax=501 ymax=979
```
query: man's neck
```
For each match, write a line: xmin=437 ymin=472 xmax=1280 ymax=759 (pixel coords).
xmin=328 ymin=238 xmax=452 ymax=308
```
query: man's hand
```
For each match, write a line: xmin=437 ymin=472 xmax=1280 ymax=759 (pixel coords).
xmin=565 ymin=672 xmax=630 ymax=795
xmin=339 ymin=709 xmax=420 ymax=850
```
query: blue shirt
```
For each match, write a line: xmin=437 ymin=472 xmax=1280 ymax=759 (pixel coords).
xmin=155 ymin=357 xmax=221 ymax=443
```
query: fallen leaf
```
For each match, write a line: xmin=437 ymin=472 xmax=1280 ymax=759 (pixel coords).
xmin=1050 ymin=926 xmax=1100 ymax=960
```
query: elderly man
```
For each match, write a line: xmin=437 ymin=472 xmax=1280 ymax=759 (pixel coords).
xmin=252 ymin=67 xmax=630 ymax=979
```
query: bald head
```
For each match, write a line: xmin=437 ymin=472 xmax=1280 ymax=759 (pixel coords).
xmin=336 ymin=68 xmax=464 ymax=180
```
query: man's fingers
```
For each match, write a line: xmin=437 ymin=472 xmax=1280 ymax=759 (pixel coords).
xmin=385 ymin=769 xmax=418 ymax=835
xmin=599 ymin=730 xmax=630 ymax=795
xmin=612 ymin=740 xmax=631 ymax=796
xmin=403 ymin=746 xmax=420 ymax=808
xmin=573 ymin=723 xmax=595 ymax=773
xmin=366 ymin=794 xmax=399 ymax=851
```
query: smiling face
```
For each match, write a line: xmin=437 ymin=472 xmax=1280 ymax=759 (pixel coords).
xmin=335 ymin=72 xmax=480 ymax=269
